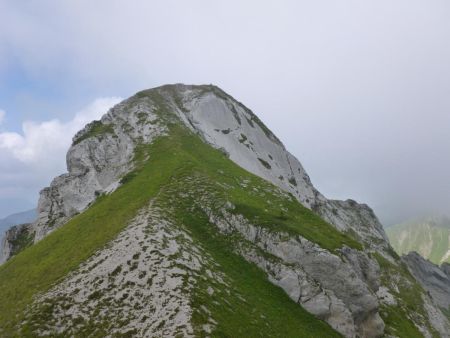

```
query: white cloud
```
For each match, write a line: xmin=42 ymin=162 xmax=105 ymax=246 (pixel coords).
xmin=0 ymin=97 xmax=121 ymax=164
xmin=0 ymin=109 xmax=5 ymax=124
xmin=0 ymin=97 xmax=121 ymax=217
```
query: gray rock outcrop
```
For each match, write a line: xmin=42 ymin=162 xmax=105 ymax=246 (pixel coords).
xmin=31 ymin=103 xmax=167 ymax=242
xmin=403 ymin=251 xmax=450 ymax=311
xmin=0 ymin=223 xmax=33 ymax=263
xmin=172 ymin=85 xmax=389 ymax=250
xmin=207 ymin=206 xmax=385 ymax=337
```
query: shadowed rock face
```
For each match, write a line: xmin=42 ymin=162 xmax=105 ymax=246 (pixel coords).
xmin=0 ymin=209 xmax=36 ymax=263
xmin=0 ymin=223 xmax=33 ymax=264
xmin=442 ymin=263 xmax=450 ymax=279
xmin=1 ymin=84 xmax=449 ymax=337
xmin=403 ymin=252 xmax=450 ymax=310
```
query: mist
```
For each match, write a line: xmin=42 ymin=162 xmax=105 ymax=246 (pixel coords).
xmin=0 ymin=0 xmax=449 ymax=225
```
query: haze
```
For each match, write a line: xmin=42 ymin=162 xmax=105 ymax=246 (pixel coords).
xmin=0 ymin=0 xmax=449 ymax=225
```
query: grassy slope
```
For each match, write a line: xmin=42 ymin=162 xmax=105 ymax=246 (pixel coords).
xmin=0 ymin=126 xmax=351 ymax=337
xmin=374 ymin=252 xmax=439 ymax=338
xmin=0 ymin=129 xmax=180 ymax=335
xmin=387 ymin=222 xmax=450 ymax=264
xmin=72 ymin=120 xmax=115 ymax=146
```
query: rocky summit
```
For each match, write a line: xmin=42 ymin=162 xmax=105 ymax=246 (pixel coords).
xmin=0 ymin=84 xmax=448 ymax=337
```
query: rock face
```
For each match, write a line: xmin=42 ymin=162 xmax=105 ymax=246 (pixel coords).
xmin=11 ymin=84 xmax=387 ymax=251
xmin=31 ymin=105 xmax=167 ymax=242
xmin=0 ymin=209 xmax=36 ymax=264
xmin=0 ymin=223 xmax=33 ymax=264
xmin=1 ymin=84 xmax=449 ymax=337
xmin=173 ymin=85 xmax=389 ymax=250
xmin=208 ymin=206 xmax=385 ymax=337
xmin=403 ymin=252 xmax=450 ymax=311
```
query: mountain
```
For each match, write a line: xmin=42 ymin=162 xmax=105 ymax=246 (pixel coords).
xmin=0 ymin=209 xmax=36 ymax=235
xmin=0 ymin=209 xmax=37 ymax=264
xmin=387 ymin=215 xmax=450 ymax=264
xmin=0 ymin=84 xmax=448 ymax=337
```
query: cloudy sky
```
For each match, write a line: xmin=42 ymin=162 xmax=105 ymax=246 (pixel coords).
xmin=0 ymin=0 xmax=449 ymax=225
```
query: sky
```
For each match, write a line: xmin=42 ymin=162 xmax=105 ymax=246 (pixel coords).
xmin=0 ymin=0 xmax=449 ymax=225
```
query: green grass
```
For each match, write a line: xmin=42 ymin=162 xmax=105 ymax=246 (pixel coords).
xmin=441 ymin=306 xmax=450 ymax=321
xmin=0 ymin=125 xmax=368 ymax=335
xmin=72 ymin=120 xmax=115 ymax=145
xmin=380 ymin=305 xmax=424 ymax=338
xmin=167 ymin=197 xmax=340 ymax=337
xmin=0 ymin=131 xmax=181 ymax=334
xmin=373 ymin=253 xmax=439 ymax=338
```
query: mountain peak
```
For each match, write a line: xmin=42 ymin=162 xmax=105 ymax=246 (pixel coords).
xmin=70 ymin=83 xmax=389 ymax=249
xmin=1 ymin=84 xmax=448 ymax=337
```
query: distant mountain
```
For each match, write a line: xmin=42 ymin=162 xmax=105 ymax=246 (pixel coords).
xmin=387 ymin=215 xmax=450 ymax=264
xmin=0 ymin=209 xmax=37 ymax=235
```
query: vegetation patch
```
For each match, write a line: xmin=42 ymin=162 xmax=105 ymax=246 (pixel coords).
xmin=229 ymin=104 xmax=242 ymax=125
xmin=258 ymin=158 xmax=272 ymax=169
xmin=72 ymin=120 xmax=115 ymax=146
xmin=167 ymin=199 xmax=340 ymax=337
xmin=9 ymin=226 xmax=34 ymax=257
xmin=238 ymin=133 xmax=248 ymax=143
xmin=137 ymin=112 xmax=148 ymax=124
xmin=373 ymin=253 xmax=439 ymax=337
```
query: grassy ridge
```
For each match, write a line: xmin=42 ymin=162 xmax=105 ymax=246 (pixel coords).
xmin=1 ymin=124 xmax=435 ymax=337
xmin=172 ymin=126 xmax=363 ymax=252
xmin=0 ymin=133 xmax=181 ymax=334
xmin=0 ymin=127 xmax=352 ymax=337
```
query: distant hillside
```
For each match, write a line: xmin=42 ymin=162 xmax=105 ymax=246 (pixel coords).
xmin=0 ymin=209 xmax=37 ymax=235
xmin=387 ymin=215 xmax=450 ymax=264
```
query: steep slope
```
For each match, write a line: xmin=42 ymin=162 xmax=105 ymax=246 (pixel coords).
xmin=27 ymin=84 xmax=388 ymax=250
xmin=402 ymin=252 xmax=450 ymax=316
xmin=0 ymin=84 xmax=448 ymax=337
xmin=387 ymin=216 xmax=450 ymax=264
xmin=0 ymin=126 xmax=353 ymax=337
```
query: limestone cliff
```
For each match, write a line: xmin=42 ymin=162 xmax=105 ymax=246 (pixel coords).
xmin=403 ymin=252 xmax=450 ymax=312
xmin=27 ymin=84 xmax=387 ymax=250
